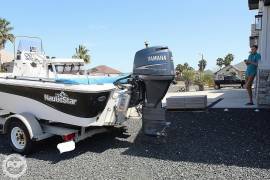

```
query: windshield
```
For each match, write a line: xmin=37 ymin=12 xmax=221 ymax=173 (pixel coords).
xmin=15 ymin=37 xmax=44 ymax=60
xmin=17 ymin=39 xmax=42 ymax=53
xmin=48 ymin=63 xmax=85 ymax=74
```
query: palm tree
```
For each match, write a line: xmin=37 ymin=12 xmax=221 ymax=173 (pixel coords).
xmin=216 ymin=58 xmax=224 ymax=69
xmin=198 ymin=59 xmax=207 ymax=72
xmin=196 ymin=58 xmax=207 ymax=91
xmin=224 ymin=53 xmax=234 ymax=67
xmin=182 ymin=69 xmax=195 ymax=92
xmin=72 ymin=45 xmax=91 ymax=64
xmin=0 ymin=18 xmax=14 ymax=49
xmin=175 ymin=62 xmax=194 ymax=79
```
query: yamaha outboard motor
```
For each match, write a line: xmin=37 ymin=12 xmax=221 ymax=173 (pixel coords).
xmin=131 ymin=46 xmax=175 ymax=136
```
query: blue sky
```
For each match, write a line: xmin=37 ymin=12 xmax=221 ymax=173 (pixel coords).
xmin=2 ymin=0 xmax=256 ymax=72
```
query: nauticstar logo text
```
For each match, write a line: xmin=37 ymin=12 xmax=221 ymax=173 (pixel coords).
xmin=44 ymin=91 xmax=77 ymax=105
xmin=147 ymin=55 xmax=167 ymax=61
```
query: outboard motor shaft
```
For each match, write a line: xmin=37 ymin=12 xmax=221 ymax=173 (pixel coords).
xmin=131 ymin=46 xmax=175 ymax=136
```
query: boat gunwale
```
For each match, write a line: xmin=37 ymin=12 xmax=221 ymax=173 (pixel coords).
xmin=0 ymin=76 xmax=116 ymax=93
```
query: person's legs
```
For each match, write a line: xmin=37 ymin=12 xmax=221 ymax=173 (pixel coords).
xmin=245 ymin=76 xmax=248 ymax=89
xmin=246 ymin=76 xmax=255 ymax=104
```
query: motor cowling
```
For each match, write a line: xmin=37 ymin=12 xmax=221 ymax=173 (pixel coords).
xmin=133 ymin=46 xmax=174 ymax=77
xmin=131 ymin=46 xmax=175 ymax=136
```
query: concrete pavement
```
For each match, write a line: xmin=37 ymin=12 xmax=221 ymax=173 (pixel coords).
xmin=163 ymin=88 xmax=259 ymax=109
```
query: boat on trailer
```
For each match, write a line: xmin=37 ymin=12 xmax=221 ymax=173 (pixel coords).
xmin=0 ymin=36 xmax=175 ymax=154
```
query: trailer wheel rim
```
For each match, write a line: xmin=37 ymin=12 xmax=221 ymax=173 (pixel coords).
xmin=11 ymin=127 xmax=26 ymax=150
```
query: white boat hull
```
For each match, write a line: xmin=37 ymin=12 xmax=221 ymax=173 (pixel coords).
xmin=0 ymin=78 xmax=120 ymax=127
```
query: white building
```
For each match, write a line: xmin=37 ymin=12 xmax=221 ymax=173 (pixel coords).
xmin=248 ymin=0 xmax=270 ymax=106
xmin=214 ymin=62 xmax=247 ymax=80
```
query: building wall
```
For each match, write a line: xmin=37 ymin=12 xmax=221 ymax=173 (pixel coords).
xmin=257 ymin=5 xmax=270 ymax=106
xmin=257 ymin=69 xmax=270 ymax=105
xmin=250 ymin=24 xmax=259 ymax=47
xmin=259 ymin=5 xmax=270 ymax=69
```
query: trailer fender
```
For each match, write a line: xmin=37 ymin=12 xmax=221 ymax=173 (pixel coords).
xmin=4 ymin=113 xmax=43 ymax=140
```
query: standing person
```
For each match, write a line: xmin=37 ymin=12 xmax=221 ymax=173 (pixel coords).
xmin=244 ymin=45 xmax=261 ymax=105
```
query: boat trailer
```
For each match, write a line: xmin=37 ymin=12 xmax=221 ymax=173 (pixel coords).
xmin=0 ymin=45 xmax=175 ymax=154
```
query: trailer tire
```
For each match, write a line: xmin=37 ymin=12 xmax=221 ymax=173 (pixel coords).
xmin=8 ymin=120 xmax=33 ymax=155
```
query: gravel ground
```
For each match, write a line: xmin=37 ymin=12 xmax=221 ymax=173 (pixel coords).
xmin=0 ymin=109 xmax=270 ymax=179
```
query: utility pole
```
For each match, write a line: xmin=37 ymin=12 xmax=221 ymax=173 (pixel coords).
xmin=199 ymin=53 xmax=204 ymax=61
xmin=198 ymin=53 xmax=204 ymax=82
